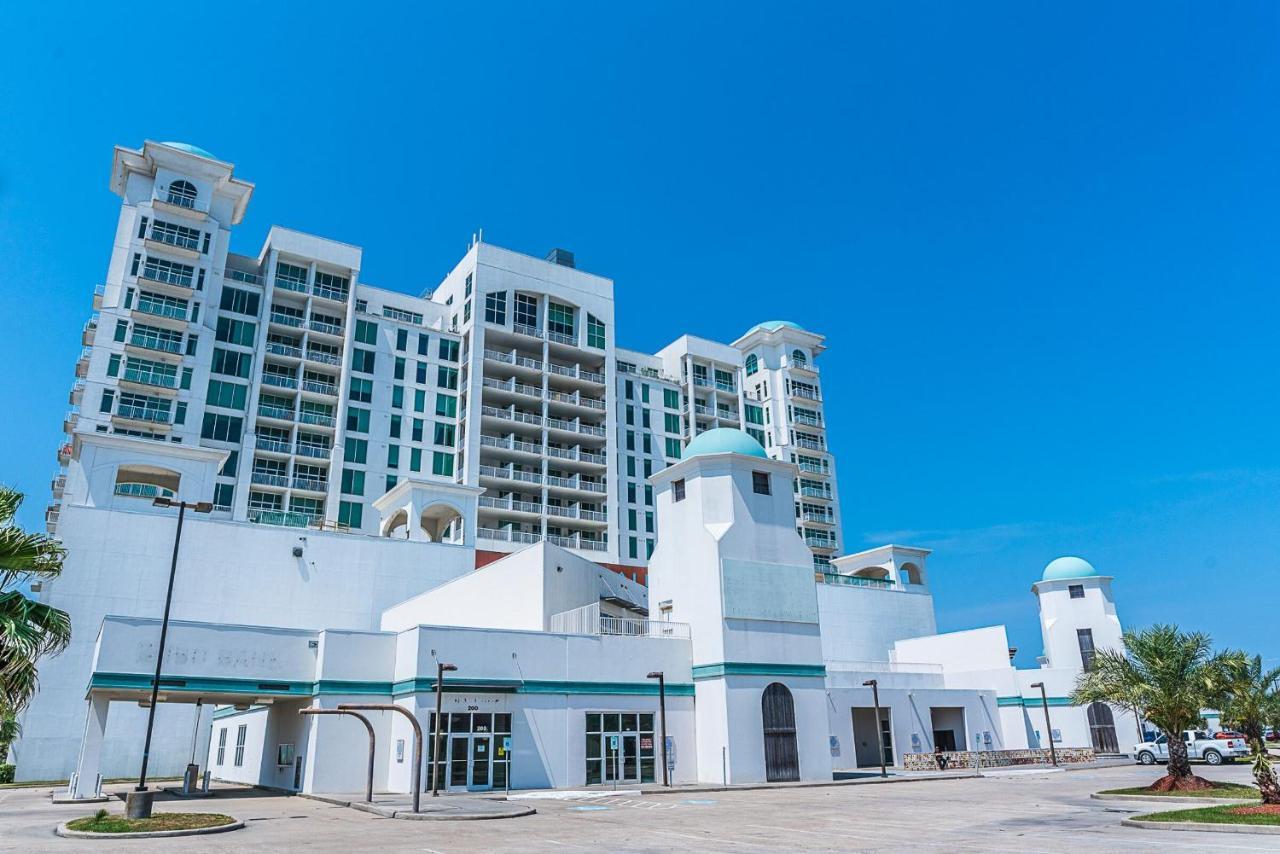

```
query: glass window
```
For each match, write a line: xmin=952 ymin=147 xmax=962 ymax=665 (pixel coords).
xmin=485 ymin=291 xmax=507 ymax=325
xmin=745 ymin=353 xmax=759 ymax=375
xmin=672 ymin=479 xmax=685 ymax=502
xmin=438 ymin=339 xmax=460 ymax=362
xmin=587 ymin=314 xmax=606 ymax=349
xmin=514 ymin=293 xmax=538 ymax=328
xmin=752 ymin=471 xmax=771 ymax=495
xmin=548 ymin=301 xmax=575 ymax=337
xmin=436 ymin=394 xmax=457 ymax=417
xmin=355 ymin=319 xmax=378 ymax=345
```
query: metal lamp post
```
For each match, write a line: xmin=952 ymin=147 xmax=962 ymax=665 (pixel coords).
xmin=431 ymin=663 xmax=457 ymax=797
xmin=1030 ymin=682 xmax=1058 ymax=766
xmin=131 ymin=497 xmax=211 ymax=815
xmin=647 ymin=671 xmax=670 ymax=787
xmin=862 ymin=679 xmax=887 ymax=777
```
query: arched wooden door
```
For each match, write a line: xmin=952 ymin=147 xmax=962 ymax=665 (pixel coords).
xmin=762 ymin=682 xmax=800 ymax=782
xmin=1087 ymin=702 xmax=1119 ymax=754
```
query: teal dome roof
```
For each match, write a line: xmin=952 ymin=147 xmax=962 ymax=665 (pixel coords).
xmin=159 ymin=141 xmax=216 ymax=159
xmin=747 ymin=320 xmax=804 ymax=336
xmin=1041 ymin=556 xmax=1099 ymax=582
xmin=683 ymin=428 xmax=768 ymax=460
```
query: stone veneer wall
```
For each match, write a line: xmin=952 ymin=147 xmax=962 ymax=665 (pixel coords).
xmin=902 ymin=747 xmax=1096 ymax=771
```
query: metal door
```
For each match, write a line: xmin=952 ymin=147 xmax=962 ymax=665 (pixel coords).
xmin=761 ymin=682 xmax=800 ymax=782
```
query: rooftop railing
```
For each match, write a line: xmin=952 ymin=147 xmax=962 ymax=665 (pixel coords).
xmin=549 ymin=603 xmax=690 ymax=639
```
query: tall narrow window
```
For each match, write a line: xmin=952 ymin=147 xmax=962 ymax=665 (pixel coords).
xmin=1077 ymin=628 xmax=1096 ymax=670
xmin=587 ymin=314 xmax=606 ymax=349
xmin=167 ymin=179 xmax=197 ymax=208
xmin=752 ymin=471 xmax=771 ymax=495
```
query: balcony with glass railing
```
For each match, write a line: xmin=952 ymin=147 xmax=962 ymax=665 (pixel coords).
xmin=789 ymin=386 xmax=821 ymax=401
xmin=549 ymin=603 xmax=689 ymax=638
xmin=799 ymin=485 xmax=832 ymax=500
xmin=803 ymin=532 xmax=838 ymax=550
xmin=793 ymin=413 xmax=823 ymax=428
xmin=122 ymin=366 xmax=178 ymax=389
xmin=480 ymin=435 xmax=542 ymax=455
xmin=308 ymin=319 xmax=343 ymax=337
xmin=304 ymin=349 xmax=341 ymax=367
xmin=249 ymin=508 xmax=317 ymax=528
xmin=512 ymin=323 xmax=542 ymax=339
xmin=479 ymin=495 xmax=544 ymax=515
xmin=266 ymin=341 xmax=302 ymax=359
xmin=139 ymin=263 xmax=194 ymax=289
xmin=292 ymin=476 xmax=329 ymax=492
xmin=135 ymin=297 xmax=188 ymax=322
xmin=251 ymin=471 xmax=289 ymax=488
xmin=113 ymin=482 xmax=176 ymax=500
xmin=546 ymin=329 xmax=578 ymax=346
xmin=313 ymin=283 xmax=349 ymax=302
xmin=797 ymin=461 xmax=829 ymax=476
xmin=802 ymin=510 xmax=835 ymax=525
xmin=481 ymin=405 xmax=543 ymax=427
xmin=301 ymin=380 xmax=338 ymax=397
xmin=479 ymin=465 xmax=542 ymax=485
xmin=148 ymin=225 xmax=200 ymax=253
xmin=262 ymin=373 xmax=299 ymax=390
xmin=299 ymin=411 xmax=335 ymax=428
xmin=270 ymin=311 xmax=305 ymax=327
xmin=257 ymin=403 xmax=294 ymax=421
xmin=477 ymin=527 xmax=542 ymax=545
xmin=127 ymin=332 xmax=183 ymax=355
xmin=254 ymin=436 xmax=293 ymax=454
xmin=816 ymin=572 xmax=895 ymax=590
xmin=295 ymin=442 xmax=331 ymax=459
xmin=274 ymin=275 xmax=309 ymax=294
xmin=794 ymin=437 xmax=825 ymax=452
xmin=116 ymin=404 xmax=171 ymax=424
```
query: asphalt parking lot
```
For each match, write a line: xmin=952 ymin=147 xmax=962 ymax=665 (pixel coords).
xmin=0 ymin=763 xmax=1270 ymax=852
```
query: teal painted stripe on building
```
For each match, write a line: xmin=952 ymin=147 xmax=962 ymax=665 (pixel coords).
xmin=391 ymin=678 xmax=694 ymax=698
xmin=691 ymin=662 xmax=827 ymax=681
xmin=90 ymin=673 xmax=313 ymax=696
xmin=313 ymin=680 xmax=393 ymax=696
xmin=91 ymin=672 xmax=693 ymax=701
xmin=998 ymin=695 xmax=1074 ymax=708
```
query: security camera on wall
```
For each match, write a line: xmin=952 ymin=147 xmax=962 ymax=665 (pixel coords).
xmin=292 ymin=546 xmax=304 ymax=558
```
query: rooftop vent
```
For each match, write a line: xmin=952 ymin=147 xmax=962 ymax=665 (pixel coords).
xmin=546 ymin=248 xmax=575 ymax=268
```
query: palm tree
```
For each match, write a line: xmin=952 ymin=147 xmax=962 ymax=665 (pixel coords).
xmin=1072 ymin=624 xmax=1237 ymax=791
xmin=0 ymin=486 xmax=71 ymax=712
xmin=1220 ymin=654 xmax=1280 ymax=804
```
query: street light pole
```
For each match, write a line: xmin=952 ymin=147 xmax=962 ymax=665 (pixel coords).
xmin=136 ymin=498 xmax=212 ymax=795
xmin=648 ymin=672 xmax=669 ymax=787
xmin=1030 ymin=682 xmax=1058 ymax=766
xmin=862 ymin=679 xmax=887 ymax=778
xmin=431 ymin=662 xmax=457 ymax=797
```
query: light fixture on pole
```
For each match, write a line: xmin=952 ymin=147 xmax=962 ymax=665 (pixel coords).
xmin=129 ymin=497 xmax=211 ymax=818
xmin=431 ymin=663 xmax=457 ymax=797
xmin=647 ymin=671 xmax=670 ymax=787
xmin=1030 ymin=682 xmax=1058 ymax=766
xmin=862 ymin=679 xmax=887 ymax=778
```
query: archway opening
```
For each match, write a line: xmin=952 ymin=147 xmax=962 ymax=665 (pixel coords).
xmin=420 ymin=502 xmax=464 ymax=544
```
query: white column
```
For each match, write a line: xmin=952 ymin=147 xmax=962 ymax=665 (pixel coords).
xmin=72 ymin=696 xmax=110 ymax=798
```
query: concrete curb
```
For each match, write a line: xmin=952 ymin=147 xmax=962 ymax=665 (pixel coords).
xmin=1122 ymin=818 xmax=1280 ymax=835
xmin=54 ymin=820 xmax=245 ymax=839
xmin=1093 ymin=792 xmax=1259 ymax=806
xmin=298 ymin=792 xmax=535 ymax=820
xmin=50 ymin=796 xmax=111 ymax=805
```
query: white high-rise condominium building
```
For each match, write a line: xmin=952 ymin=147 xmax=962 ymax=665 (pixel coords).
xmin=51 ymin=141 xmax=842 ymax=578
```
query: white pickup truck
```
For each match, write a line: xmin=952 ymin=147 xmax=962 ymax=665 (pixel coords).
xmin=1133 ymin=730 xmax=1250 ymax=766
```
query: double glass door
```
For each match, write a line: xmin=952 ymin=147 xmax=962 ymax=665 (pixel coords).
xmin=585 ymin=713 xmax=656 ymax=784
xmin=428 ymin=712 xmax=511 ymax=791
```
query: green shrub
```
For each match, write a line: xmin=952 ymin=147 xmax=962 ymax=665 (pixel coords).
xmin=0 ymin=764 xmax=14 ymax=784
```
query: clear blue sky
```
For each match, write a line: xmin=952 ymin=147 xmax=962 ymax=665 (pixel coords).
xmin=1 ymin=3 xmax=1276 ymax=667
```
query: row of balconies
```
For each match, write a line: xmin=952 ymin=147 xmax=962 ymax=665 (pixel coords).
xmin=250 ymin=471 xmax=329 ymax=493
xmin=692 ymin=376 xmax=737 ymax=393
xmin=478 ymin=405 xmax=607 ymax=437
xmin=477 ymin=495 xmax=607 ymax=523
xmin=479 ymin=434 xmax=606 ymax=465
xmin=265 ymin=341 xmax=342 ymax=367
xmin=476 ymin=525 xmax=607 ymax=552
xmin=257 ymin=403 xmax=336 ymax=429
xmin=254 ymin=436 xmax=333 ymax=459
xmin=477 ymin=465 xmax=606 ymax=494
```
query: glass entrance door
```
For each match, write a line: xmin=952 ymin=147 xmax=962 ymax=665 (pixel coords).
xmin=428 ymin=712 xmax=512 ymax=793
xmin=470 ymin=737 xmax=490 ymax=788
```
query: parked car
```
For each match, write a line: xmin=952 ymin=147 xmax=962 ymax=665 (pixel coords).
xmin=1265 ymin=728 xmax=1280 ymax=743
xmin=1133 ymin=730 xmax=1250 ymax=766
xmin=1213 ymin=730 xmax=1248 ymax=740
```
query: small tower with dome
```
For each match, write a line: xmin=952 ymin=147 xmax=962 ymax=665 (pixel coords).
xmin=648 ymin=428 xmax=833 ymax=784
xmin=1031 ymin=556 xmax=1124 ymax=672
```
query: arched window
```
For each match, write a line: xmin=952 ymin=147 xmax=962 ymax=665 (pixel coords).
xmin=745 ymin=354 xmax=759 ymax=376
xmin=791 ymin=349 xmax=807 ymax=367
xmin=166 ymin=180 xmax=197 ymax=209
xmin=899 ymin=562 xmax=923 ymax=586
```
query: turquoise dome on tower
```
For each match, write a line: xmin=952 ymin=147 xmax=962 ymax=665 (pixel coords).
xmin=746 ymin=320 xmax=804 ymax=336
xmin=159 ymin=141 xmax=216 ymax=159
xmin=683 ymin=428 xmax=768 ymax=460
xmin=1041 ymin=556 xmax=1098 ymax=582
